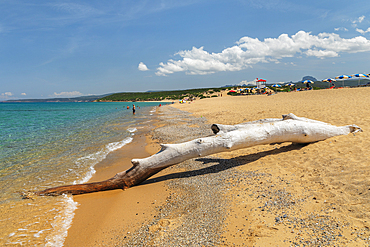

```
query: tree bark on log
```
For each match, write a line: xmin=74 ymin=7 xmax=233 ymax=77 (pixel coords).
xmin=29 ymin=114 xmax=362 ymax=198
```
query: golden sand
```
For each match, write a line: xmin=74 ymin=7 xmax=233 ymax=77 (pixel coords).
xmin=65 ymin=87 xmax=370 ymax=246
xmin=64 ymin=129 xmax=170 ymax=246
xmin=172 ymin=87 xmax=370 ymax=246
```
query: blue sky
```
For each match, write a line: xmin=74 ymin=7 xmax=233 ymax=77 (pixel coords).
xmin=1 ymin=0 xmax=370 ymax=100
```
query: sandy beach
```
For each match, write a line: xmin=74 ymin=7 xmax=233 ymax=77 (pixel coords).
xmin=172 ymin=87 xmax=370 ymax=246
xmin=63 ymin=123 xmax=171 ymax=246
xmin=65 ymin=87 xmax=370 ymax=246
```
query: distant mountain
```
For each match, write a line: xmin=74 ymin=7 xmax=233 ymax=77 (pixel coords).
xmin=3 ymin=94 xmax=113 ymax=103
xmin=302 ymin=76 xmax=317 ymax=82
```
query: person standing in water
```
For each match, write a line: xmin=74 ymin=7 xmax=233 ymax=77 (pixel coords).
xmin=132 ymin=104 xmax=136 ymax=115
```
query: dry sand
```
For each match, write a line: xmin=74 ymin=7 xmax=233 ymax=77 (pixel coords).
xmin=172 ymin=87 xmax=370 ymax=246
xmin=65 ymin=87 xmax=370 ymax=246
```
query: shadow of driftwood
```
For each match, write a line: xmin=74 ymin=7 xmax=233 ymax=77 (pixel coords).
xmin=142 ymin=143 xmax=306 ymax=186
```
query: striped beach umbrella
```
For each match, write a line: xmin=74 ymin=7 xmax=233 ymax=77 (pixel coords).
xmin=271 ymin=84 xmax=282 ymax=87
xmin=335 ymin=75 xmax=351 ymax=80
xmin=351 ymin=74 xmax=369 ymax=86
xmin=285 ymin=83 xmax=295 ymax=86
xmin=322 ymin=78 xmax=336 ymax=82
xmin=302 ymin=80 xmax=314 ymax=84
xmin=352 ymin=73 xmax=368 ymax=77
xmin=335 ymin=75 xmax=351 ymax=87
xmin=322 ymin=78 xmax=336 ymax=88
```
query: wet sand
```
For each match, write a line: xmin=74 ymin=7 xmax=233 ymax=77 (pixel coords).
xmin=64 ymin=127 xmax=169 ymax=246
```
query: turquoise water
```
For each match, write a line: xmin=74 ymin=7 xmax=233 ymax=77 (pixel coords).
xmin=0 ymin=102 xmax=165 ymax=246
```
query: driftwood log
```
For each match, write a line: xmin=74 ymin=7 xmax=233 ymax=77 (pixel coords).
xmin=31 ymin=114 xmax=362 ymax=197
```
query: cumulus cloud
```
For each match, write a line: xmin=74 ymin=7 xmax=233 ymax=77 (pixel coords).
xmin=0 ymin=92 xmax=14 ymax=99
xmin=51 ymin=91 xmax=83 ymax=97
xmin=21 ymin=93 xmax=26 ymax=96
xmin=238 ymin=79 xmax=256 ymax=86
xmin=138 ymin=62 xmax=149 ymax=71
xmin=356 ymin=27 xmax=370 ymax=34
xmin=156 ymin=31 xmax=370 ymax=76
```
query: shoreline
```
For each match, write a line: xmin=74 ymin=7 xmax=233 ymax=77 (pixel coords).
xmin=64 ymin=113 xmax=170 ymax=246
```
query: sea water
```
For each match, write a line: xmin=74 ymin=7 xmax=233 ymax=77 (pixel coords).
xmin=0 ymin=101 xmax=166 ymax=246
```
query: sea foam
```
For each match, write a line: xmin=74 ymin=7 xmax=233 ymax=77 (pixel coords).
xmin=45 ymin=195 xmax=78 ymax=247
xmin=48 ymin=135 xmax=134 ymax=246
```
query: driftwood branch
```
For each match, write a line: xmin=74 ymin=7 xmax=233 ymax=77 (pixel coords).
xmin=30 ymin=114 xmax=362 ymax=197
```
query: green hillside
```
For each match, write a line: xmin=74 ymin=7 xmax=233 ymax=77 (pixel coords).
xmin=96 ymin=88 xmax=225 ymax=102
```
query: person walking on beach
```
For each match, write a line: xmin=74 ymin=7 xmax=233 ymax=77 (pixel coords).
xmin=132 ymin=104 xmax=136 ymax=115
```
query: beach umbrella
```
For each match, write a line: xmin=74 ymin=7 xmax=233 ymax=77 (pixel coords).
xmin=335 ymin=75 xmax=351 ymax=80
xmin=302 ymin=80 xmax=314 ymax=84
xmin=271 ymin=84 xmax=282 ymax=87
xmin=285 ymin=83 xmax=295 ymax=87
xmin=352 ymin=74 xmax=369 ymax=86
xmin=352 ymin=73 xmax=368 ymax=77
xmin=302 ymin=80 xmax=314 ymax=90
xmin=322 ymin=78 xmax=336 ymax=88
xmin=335 ymin=75 xmax=351 ymax=88
xmin=322 ymin=78 xmax=336 ymax=82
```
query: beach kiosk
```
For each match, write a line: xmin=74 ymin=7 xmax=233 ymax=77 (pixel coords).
xmin=256 ymin=78 xmax=267 ymax=88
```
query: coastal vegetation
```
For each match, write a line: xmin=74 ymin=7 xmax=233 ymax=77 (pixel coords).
xmin=96 ymin=88 xmax=225 ymax=102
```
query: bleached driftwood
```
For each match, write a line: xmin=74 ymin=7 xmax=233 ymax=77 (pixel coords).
xmin=31 ymin=114 xmax=361 ymax=197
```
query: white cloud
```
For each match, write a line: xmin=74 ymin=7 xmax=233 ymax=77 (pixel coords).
xmin=156 ymin=31 xmax=370 ymax=76
xmin=356 ymin=27 xmax=370 ymax=34
xmin=21 ymin=93 xmax=26 ymax=96
xmin=284 ymin=62 xmax=297 ymax=66
xmin=334 ymin=27 xmax=348 ymax=32
xmin=238 ymin=79 xmax=256 ymax=86
xmin=352 ymin=16 xmax=366 ymax=27
xmin=0 ymin=92 xmax=14 ymax=99
xmin=138 ymin=62 xmax=149 ymax=71
xmin=357 ymin=16 xmax=365 ymax=23
xmin=51 ymin=91 xmax=83 ymax=97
